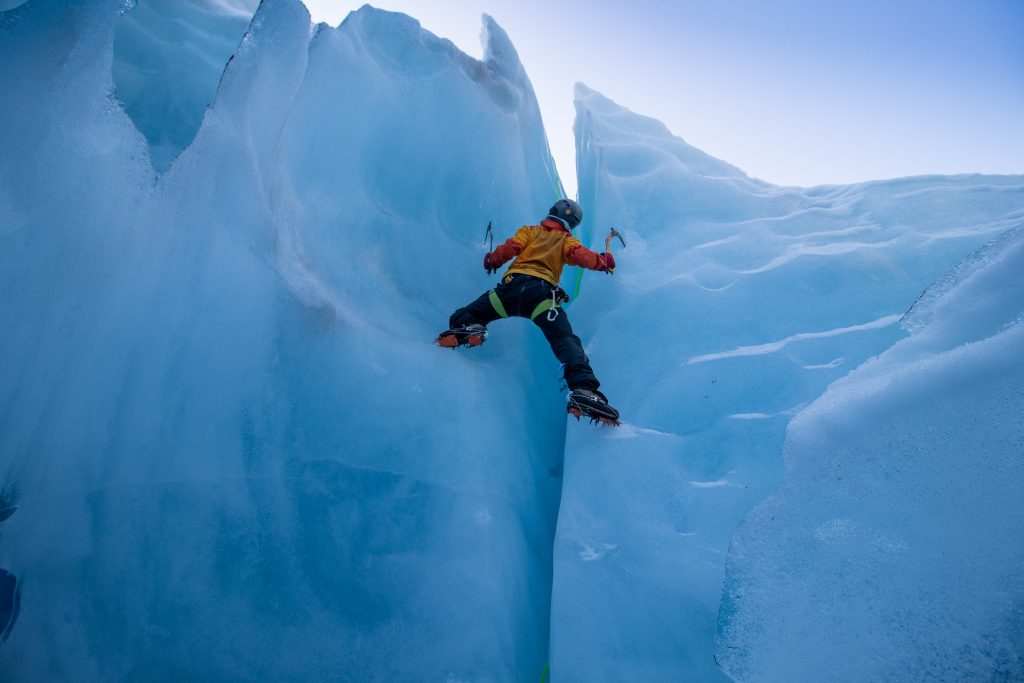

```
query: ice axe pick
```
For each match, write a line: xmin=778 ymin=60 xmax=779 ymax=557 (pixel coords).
xmin=605 ymin=227 xmax=626 ymax=252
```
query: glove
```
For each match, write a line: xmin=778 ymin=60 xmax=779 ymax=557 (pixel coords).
xmin=484 ymin=253 xmax=498 ymax=275
xmin=602 ymin=252 xmax=616 ymax=273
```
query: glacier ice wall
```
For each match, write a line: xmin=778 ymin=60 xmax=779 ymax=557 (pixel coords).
xmin=112 ymin=0 xmax=260 ymax=170
xmin=0 ymin=0 xmax=566 ymax=679
xmin=716 ymin=226 xmax=1024 ymax=681
xmin=4 ymin=0 xmax=1024 ymax=679
xmin=548 ymin=83 xmax=1024 ymax=680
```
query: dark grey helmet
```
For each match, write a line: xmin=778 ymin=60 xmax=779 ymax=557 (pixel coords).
xmin=547 ymin=198 xmax=583 ymax=230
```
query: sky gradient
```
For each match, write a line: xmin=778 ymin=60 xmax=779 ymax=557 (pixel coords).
xmin=302 ymin=0 xmax=1022 ymax=196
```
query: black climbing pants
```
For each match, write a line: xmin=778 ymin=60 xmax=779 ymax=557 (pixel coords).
xmin=449 ymin=273 xmax=600 ymax=391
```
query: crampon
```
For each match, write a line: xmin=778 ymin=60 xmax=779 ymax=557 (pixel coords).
xmin=567 ymin=389 xmax=620 ymax=427
xmin=435 ymin=324 xmax=487 ymax=349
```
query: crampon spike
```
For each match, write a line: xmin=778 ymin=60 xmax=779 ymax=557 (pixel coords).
xmin=436 ymin=334 xmax=459 ymax=348
xmin=435 ymin=326 xmax=487 ymax=349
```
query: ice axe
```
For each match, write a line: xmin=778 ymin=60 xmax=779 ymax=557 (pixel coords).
xmin=604 ymin=227 xmax=626 ymax=252
xmin=483 ymin=221 xmax=498 ymax=274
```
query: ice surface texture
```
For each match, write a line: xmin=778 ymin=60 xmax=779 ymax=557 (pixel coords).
xmin=716 ymin=227 xmax=1024 ymax=681
xmin=2 ymin=0 xmax=1023 ymax=680
xmin=0 ymin=0 xmax=564 ymax=680
xmin=548 ymin=84 xmax=1023 ymax=680
xmin=112 ymin=0 xmax=260 ymax=170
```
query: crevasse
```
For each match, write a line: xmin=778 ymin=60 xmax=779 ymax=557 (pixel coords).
xmin=1 ymin=1 xmax=1022 ymax=681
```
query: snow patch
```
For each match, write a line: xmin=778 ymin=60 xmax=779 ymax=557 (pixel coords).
xmin=686 ymin=315 xmax=902 ymax=365
xmin=802 ymin=358 xmax=845 ymax=370
xmin=578 ymin=542 xmax=618 ymax=562
xmin=689 ymin=480 xmax=734 ymax=489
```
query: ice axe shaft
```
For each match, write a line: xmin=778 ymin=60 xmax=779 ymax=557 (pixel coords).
xmin=485 ymin=221 xmax=493 ymax=253
xmin=604 ymin=227 xmax=625 ymax=252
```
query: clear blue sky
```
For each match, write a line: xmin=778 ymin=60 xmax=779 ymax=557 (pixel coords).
xmin=302 ymin=0 xmax=1024 ymax=195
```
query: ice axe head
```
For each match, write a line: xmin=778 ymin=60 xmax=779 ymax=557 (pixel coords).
xmin=605 ymin=227 xmax=626 ymax=250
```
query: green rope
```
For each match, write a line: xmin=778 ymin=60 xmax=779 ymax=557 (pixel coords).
xmin=548 ymin=145 xmax=565 ymax=200
xmin=540 ymin=662 xmax=550 ymax=683
xmin=568 ymin=203 xmax=592 ymax=303
xmin=546 ymin=148 xmax=588 ymax=305
xmin=569 ymin=257 xmax=585 ymax=303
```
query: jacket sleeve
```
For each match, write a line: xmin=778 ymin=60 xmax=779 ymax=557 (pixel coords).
xmin=563 ymin=236 xmax=616 ymax=273
xmin=485 ymin=226 xmax=533 ymax=269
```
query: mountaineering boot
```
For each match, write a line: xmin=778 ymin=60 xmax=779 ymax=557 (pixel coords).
xmin=436 ymin=323 xmax=488 ymax=348
xmin=567 ymin=388 xmax=620 ymax=426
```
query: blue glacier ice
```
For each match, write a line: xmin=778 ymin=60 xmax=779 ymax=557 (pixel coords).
xmin=112 ymin=0 xmax=260 ymax=170
xmin=1 ymin=0 xmax=566 ymax=679
xmin=1 ymin=0 xmax=1023 ymax=681
xmin=548 ymin=84 xmax=1023 ymax=680
xmin=716 ymin=226 xmax=1024 ymax=681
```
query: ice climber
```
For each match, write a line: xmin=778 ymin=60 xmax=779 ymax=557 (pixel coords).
xmin=436 ymin=199 xmax=621 ymax=425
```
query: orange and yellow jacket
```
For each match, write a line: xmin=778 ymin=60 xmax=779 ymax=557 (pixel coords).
xmin=485 ymin=218 xmax=616 ymax=286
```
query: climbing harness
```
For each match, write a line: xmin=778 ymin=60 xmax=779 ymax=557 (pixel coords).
xmin=546 ymin=286 xmax=559 ymax=321
xmin=488 ymin=290 xmax=508 ymax=318
xmin=524 ymin=285 xmax=570 ymax=322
